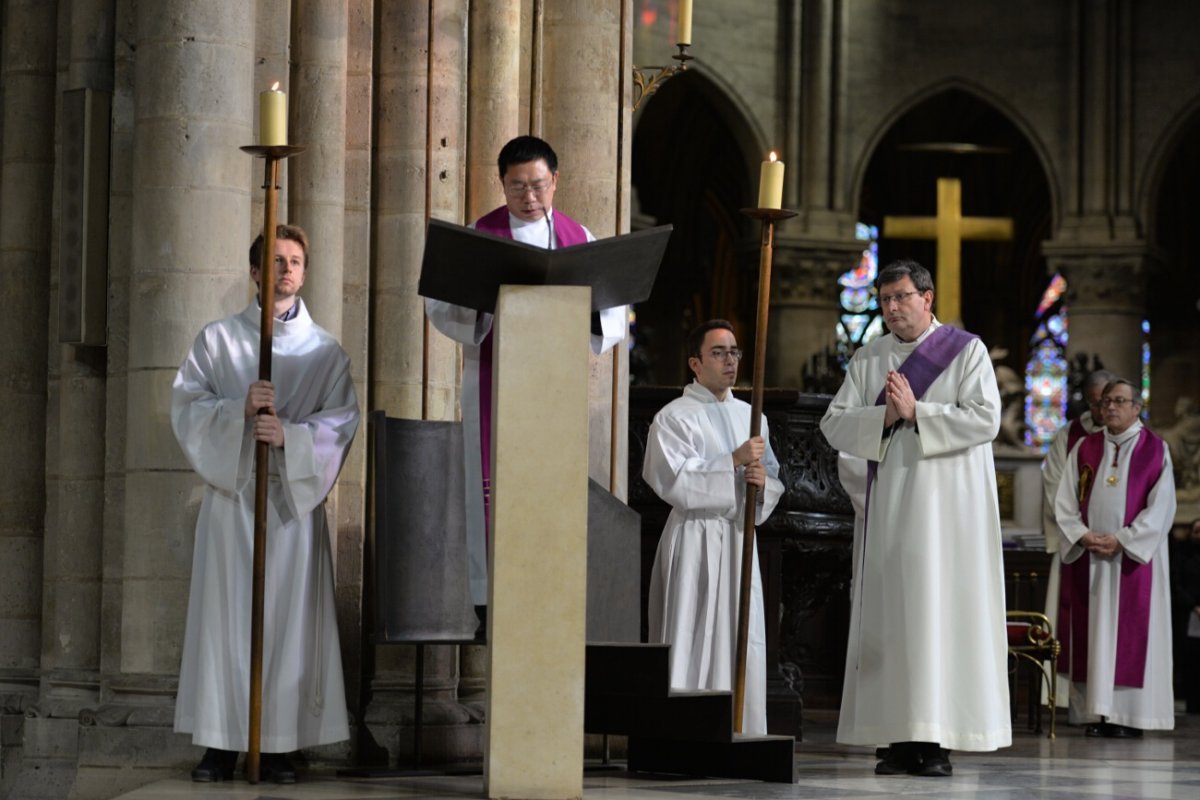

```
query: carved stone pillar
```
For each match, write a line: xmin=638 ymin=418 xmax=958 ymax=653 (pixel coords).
xmin=1043 ymin=241 xmax=1151 ymax=384
xmin=0 ymin=0 xmax=57 ymax=716
xmin=101 ymin=0 xmax=254 ymax=769
xmin=367 ymin=0 xmax=478 ymax=766
xmin=39 ymin=0 xmax=115 ymax=727
xmin=538 ymin=0 xmax=629 ymax=498
xmin=767 ymin=236 xmax=863 ymax=388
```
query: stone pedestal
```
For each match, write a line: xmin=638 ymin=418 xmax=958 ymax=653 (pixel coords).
xmin=486 ymin=286 xmax=589 ymax=800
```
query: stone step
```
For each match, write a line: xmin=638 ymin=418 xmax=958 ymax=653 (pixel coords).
xmin=585 ymin=688 xmax=733 ymax=742
xmin=585 ymin=642 xmax=673 ymax=698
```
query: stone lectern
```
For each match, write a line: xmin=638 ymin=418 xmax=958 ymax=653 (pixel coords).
xmin=420 ymin=220 xmax=669 ymax=800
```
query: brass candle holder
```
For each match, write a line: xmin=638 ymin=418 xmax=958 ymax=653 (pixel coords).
xmin=632 ymin=43 xmax=693 ymax=110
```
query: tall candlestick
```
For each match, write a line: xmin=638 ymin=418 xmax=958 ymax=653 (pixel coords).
xmin=757 ymin=151 xmax=784 ymax=209
xmin=677 ymin=0 xmax=693 ymax=46
xmin=259 ymin=82 xmax=287 ymax=146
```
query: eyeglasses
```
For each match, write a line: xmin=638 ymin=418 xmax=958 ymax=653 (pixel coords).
xmin=879 ymin=290 xmax=921 ymax=307
xmin=1101 ymin=396 xmax=1135 ymax=407
xmin=703 ymin=347 xmax=743 ymax=362
xmin=503 ymin=180 xmax=551 ymax=197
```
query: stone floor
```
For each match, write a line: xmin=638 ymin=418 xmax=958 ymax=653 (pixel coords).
xmin=111 ymin=711 xmax=1200 ymax=800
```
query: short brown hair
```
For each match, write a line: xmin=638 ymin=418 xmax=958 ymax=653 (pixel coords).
xmin=249 ymin=224 xmax=309 ymax=270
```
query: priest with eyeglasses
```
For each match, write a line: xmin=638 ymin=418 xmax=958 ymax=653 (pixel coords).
xmin=1054 ymin=378 xmax=1176 ymax=738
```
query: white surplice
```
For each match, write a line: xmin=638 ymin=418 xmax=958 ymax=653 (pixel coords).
xmin=425 ymin=209 xmax=625 ymax=605
xmin=1054 ymin=419 xmax=1176 ymax=730
xmin=821 ymin=320 xmax=1011 ymax=751
xmin=171 ymin=299 xmax=360 ymax=752
xmin=644 ymin=382 xmax=784 ymax=736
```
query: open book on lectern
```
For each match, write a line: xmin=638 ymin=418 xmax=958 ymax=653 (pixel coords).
xmin=419 ymin=218 xmax=672 ymax=313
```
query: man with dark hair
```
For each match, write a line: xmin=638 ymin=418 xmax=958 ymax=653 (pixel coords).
xmin=171 ymin=224 xmax=359 ymax=783
xmin=821 ymin=259 xmax=1010 ymax=777
xmin=1041 ymin=368 xmax=1118 ymax=714
xmin=643 ymin=319 xmax=784 ymax=735
xmin=1054 ymin=378 xmax=1176 ymax=737
xmin=425 ymin=135 xmax=625 ymax=617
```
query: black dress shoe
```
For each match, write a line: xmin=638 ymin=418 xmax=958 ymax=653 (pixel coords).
xmin=1084 ymin=722 xmax=1107 ymax=737
xmin=191 ymin=748 xmax=237 ymax=782
xmin=1106 ymin=723 xmax=1143 ymax=738
xmin=913 ymin=748 xmax=953 ymax=777
xmin=261 ymin=753 xmax=298 ymax=784
xmin=875 ymin=742 xmax=920 ymax=775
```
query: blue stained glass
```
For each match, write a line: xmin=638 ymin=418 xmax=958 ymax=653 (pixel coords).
xmin=862 ymin=315 xmax=885 ymax=345
xmin=842 ymin=314 xmax=870 ymax=342
xmin=841 ymin=287 xmax=873 ymax=313
xmin=1024 ymin=279 xmax=1070 ymax=451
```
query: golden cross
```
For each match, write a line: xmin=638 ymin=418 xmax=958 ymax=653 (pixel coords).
xmin=882 ymin=177 xmax=1013 ymax=324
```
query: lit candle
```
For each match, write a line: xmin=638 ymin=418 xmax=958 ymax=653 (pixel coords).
xmin=677 ymin=0 xmax=693 ymax=46
xmin=259 ymin=81 xmax=287 ymax=146
xmin=758 ymin=151 xmax=784 ymax=209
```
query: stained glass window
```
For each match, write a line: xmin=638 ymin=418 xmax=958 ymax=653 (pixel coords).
xmin=1141 ymin=319 xmax=1151 ymax=416
xmin=836 ymin=224 xmax=884 ymax=365
xmin=1023 ymin=273 xmax=1068 ymax=451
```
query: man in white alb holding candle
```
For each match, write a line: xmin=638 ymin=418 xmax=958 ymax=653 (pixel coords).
xmin=172 ymin=226 xmax=359 ymax=783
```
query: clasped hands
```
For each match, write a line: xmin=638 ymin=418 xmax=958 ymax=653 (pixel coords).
xmin=882 ymin=370 xmax=917 ymax=428
xmin=733 ymin=435 xmax=767 ymax=488
xmin=244 ymin=379 xmax=285 ymax=448
xmin=1079 ymin=531 xmax=1124 ymax=559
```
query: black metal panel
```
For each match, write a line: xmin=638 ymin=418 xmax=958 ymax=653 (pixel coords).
xmin=371 ymin=413 xmax=478 ymax=643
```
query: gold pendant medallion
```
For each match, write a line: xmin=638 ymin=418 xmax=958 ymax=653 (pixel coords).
xmin=1106 ymin=474 xmax=1119 ymax=487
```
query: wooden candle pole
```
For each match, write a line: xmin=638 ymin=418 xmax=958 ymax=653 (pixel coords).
xmin=240 ymin=143 xmax=304 ymax=783
xmin=732 ymin=207 xmax=795 ymax=733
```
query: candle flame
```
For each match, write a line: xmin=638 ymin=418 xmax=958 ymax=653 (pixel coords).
xmin=270 ymin=81 xmax=280 ymax=92
xmin=769 ymin=151 xmax=778 ymax=163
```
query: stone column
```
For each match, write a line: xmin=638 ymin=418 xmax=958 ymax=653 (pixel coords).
xmin=338 ymin=0 xmax=373 ymax=734
xmin=1043 ymin=243 xmax=1150 ymax=384
xmin=254 ymin=0 xmax=290 ymax=233
xmin=538 ymin=0 xmax=627 ymax=495
xmin=39 ymin=0 xmax=114 ymax=723
xmin=113 ymin=0 xmax=253 ymax=722
xmin=0 ymin=0 xmax=58 ymax=713
xmin=466 ymin=0 xmax=521 ymax=220
xmin=458 ymin=0 xmax=523 ymax=709
xmin=768 ymin=238 xmax=863 ymax=388
xmin=368 ymin=0 xmax=477 ymax=765
xmin=766 ymin=0 xmax=859 ymax=388
xmin=290 ymin=0 xmax=347 ymax=338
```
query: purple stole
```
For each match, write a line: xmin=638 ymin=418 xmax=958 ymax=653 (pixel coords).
xmin=1057 ymin=427 xmax=1164 ymax=687
xmin=862 ymin=325 xmax=978 ymax=527
xmin=471 ymin=206 xmax=589 ymax=536
xmin=1066 ymin=417 xmax=1089 ymax=453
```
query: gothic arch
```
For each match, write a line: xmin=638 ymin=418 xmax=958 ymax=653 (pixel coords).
xmin=1137 ymin=93 xmax=1200 ymax=243
xmin=629 ymin=68 xmax=764 ymax=384
xmin=847 ymin=79 xmax=1062 ymax=231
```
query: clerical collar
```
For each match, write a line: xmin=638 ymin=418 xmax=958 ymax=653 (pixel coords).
xmin=1105 ymin=419 xmax=1142 ymax=445
xmin=686 ymin=381 xmax=730 ymax=403
xmin=509 ymin=208 xmax=556 ymax=249
xmin=893 ymin=317 xmax=939 ymax=345
xmin=256 ymin=295 xmax=301 ymax=321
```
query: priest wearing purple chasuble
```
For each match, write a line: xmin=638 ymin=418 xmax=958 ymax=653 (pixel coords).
xmin=821 ymin=259 xmax=1010 ymax=778
xmin=424 ymin=136 xmax=626 ymax=618
xmin=1054 ymin=378 xmax=1176 ymax=737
